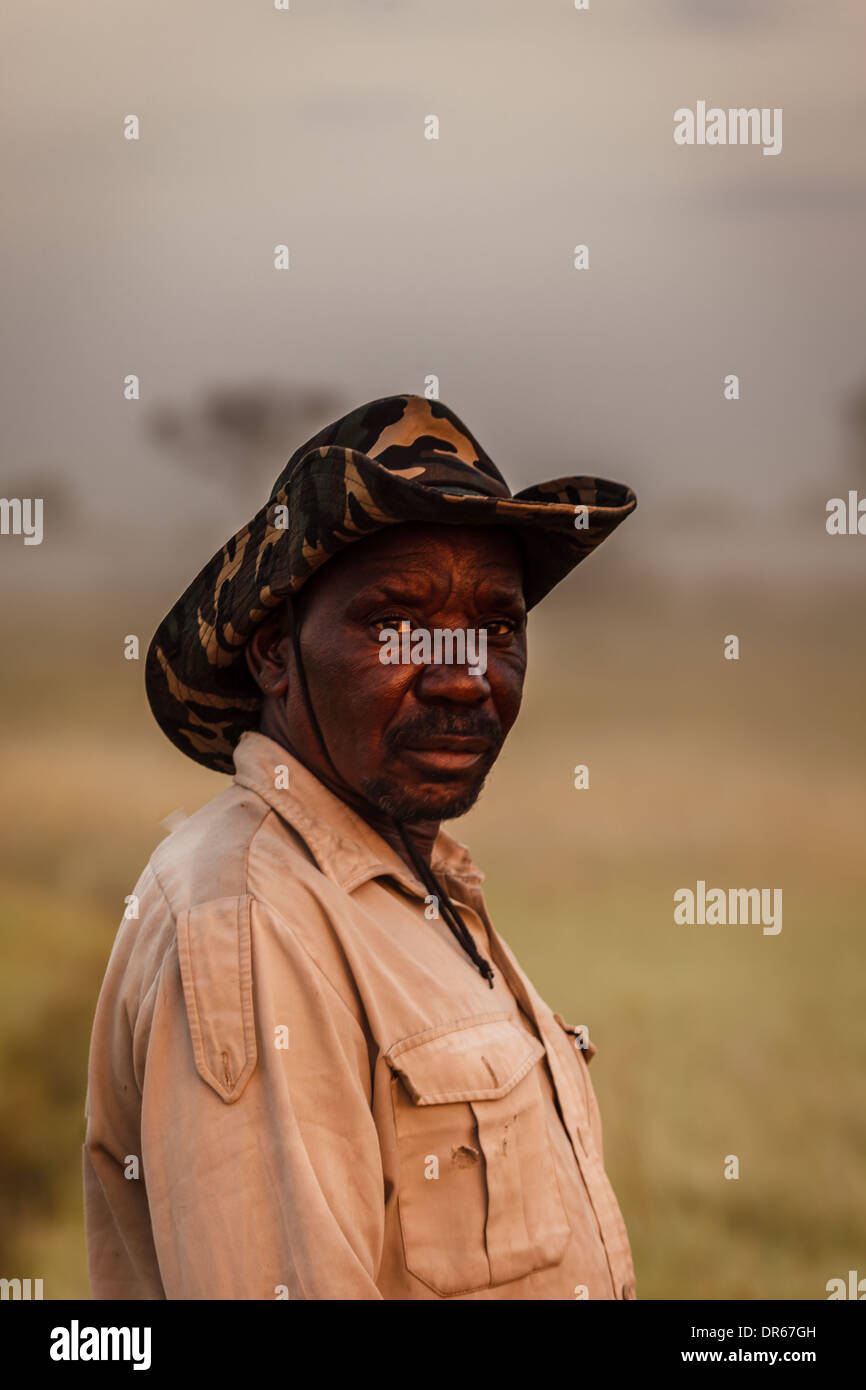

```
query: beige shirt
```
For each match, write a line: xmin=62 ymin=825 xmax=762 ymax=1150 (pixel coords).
xmin=83 ymin=731 xmax=635 ymax=1300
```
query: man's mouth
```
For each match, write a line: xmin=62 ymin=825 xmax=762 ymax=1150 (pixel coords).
xmin=399 ymin=736 xmax=492 ymax=773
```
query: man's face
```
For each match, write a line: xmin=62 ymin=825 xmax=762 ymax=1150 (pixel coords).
xmin=269 ymin=523 xmax=527 ymax=822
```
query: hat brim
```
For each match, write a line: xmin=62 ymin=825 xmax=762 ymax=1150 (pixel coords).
xmin=145 ymin=447 xmax=636 ymax=772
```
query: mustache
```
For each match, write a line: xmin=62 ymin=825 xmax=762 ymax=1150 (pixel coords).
xmin=384 ymin=708 xmax=502 ymax=753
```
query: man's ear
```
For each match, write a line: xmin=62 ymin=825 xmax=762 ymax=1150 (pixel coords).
xmin=245 ymin=606 xmax=291 ymax=696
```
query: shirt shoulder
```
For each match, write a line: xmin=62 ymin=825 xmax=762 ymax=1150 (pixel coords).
xmin=148 ymin=781 xmax=278 ymax=915
xmin=109 ymin=782 xmax=322 ymax=1016
xmin=147 ymin=780 xmax=350 ymax=953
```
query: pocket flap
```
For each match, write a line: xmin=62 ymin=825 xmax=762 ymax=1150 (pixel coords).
xmin=176 ymin=894 xmax=257 ymax=1103
xmin=385 ymin=1012 xmax=545 ymax=1104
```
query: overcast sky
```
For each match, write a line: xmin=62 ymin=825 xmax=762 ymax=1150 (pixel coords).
xmin=3 ymin=0 xmax=865 ymax=593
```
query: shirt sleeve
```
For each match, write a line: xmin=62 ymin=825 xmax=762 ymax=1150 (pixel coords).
xmin=138 ymin=892 xmax=385 ymax=1299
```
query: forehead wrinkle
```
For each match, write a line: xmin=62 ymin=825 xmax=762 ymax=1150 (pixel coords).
xmin=357 ymin=575 xmax=440 ymax=603
xmin=352 ymin=558 xmax=524 ymax=609
xmin=353 ymin=547 xmax=521 ymax=581
xmin=313 ymin=527 xmax=525 ymax=619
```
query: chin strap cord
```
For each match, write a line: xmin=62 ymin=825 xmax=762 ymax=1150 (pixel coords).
xmin=392 ymin=820 xmax=495 ymax=989
xmin=285 ymin=595 xmax=495 ymax=988
xmin=286 ymin=597 xmax=341 ymax=782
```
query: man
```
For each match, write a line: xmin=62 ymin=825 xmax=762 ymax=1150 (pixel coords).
xmin=83 ymin=393 xmax=638 ymax=1300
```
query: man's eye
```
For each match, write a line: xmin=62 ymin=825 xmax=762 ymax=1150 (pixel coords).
xmin=481 ymin=619 xmax=517 ymax=637
xmin=372 ymin=615 xmax=412 ymax=633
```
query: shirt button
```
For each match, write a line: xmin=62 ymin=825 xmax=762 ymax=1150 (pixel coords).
xmin=621 ymin=1282 xmax=636 ymax=1300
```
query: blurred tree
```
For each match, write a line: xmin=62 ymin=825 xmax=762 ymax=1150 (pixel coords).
xmin=1 ymin=476 xmax=75 ymax=534
xmin=147 ymin=381 xmax=344 ymax=502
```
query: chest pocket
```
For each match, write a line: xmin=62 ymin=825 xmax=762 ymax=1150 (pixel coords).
xmin=385 ymin=1012 xmax=571 ymax=1297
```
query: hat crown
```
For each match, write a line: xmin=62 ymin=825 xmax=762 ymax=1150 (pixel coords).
xmin=269 ymin=394 xmax=511 ymax=501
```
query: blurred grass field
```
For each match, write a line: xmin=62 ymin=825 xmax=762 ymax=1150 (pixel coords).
xmin=1 ymin=576 xmax=864 ymax=1299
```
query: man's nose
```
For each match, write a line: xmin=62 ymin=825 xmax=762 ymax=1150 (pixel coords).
xmin=415 ymin=656 xmax=491 ymax=704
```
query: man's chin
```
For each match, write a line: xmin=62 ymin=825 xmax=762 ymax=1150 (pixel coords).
xmin=360 ymin=772 xmax=489 ymax=823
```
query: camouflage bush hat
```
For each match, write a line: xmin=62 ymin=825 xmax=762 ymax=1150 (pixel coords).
xmin=145 ymin=393 xmax=637 ymax=773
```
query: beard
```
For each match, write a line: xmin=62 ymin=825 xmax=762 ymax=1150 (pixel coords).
xmin=359 ymin=766 xmax=493 ymax=823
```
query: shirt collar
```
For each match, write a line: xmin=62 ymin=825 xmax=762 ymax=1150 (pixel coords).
xmin=232 ymin=731 xmax=485 ymax=898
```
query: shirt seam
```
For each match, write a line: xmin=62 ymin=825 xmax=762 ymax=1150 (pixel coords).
xmin=147 ymin=857 xmax=176 ymax=921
